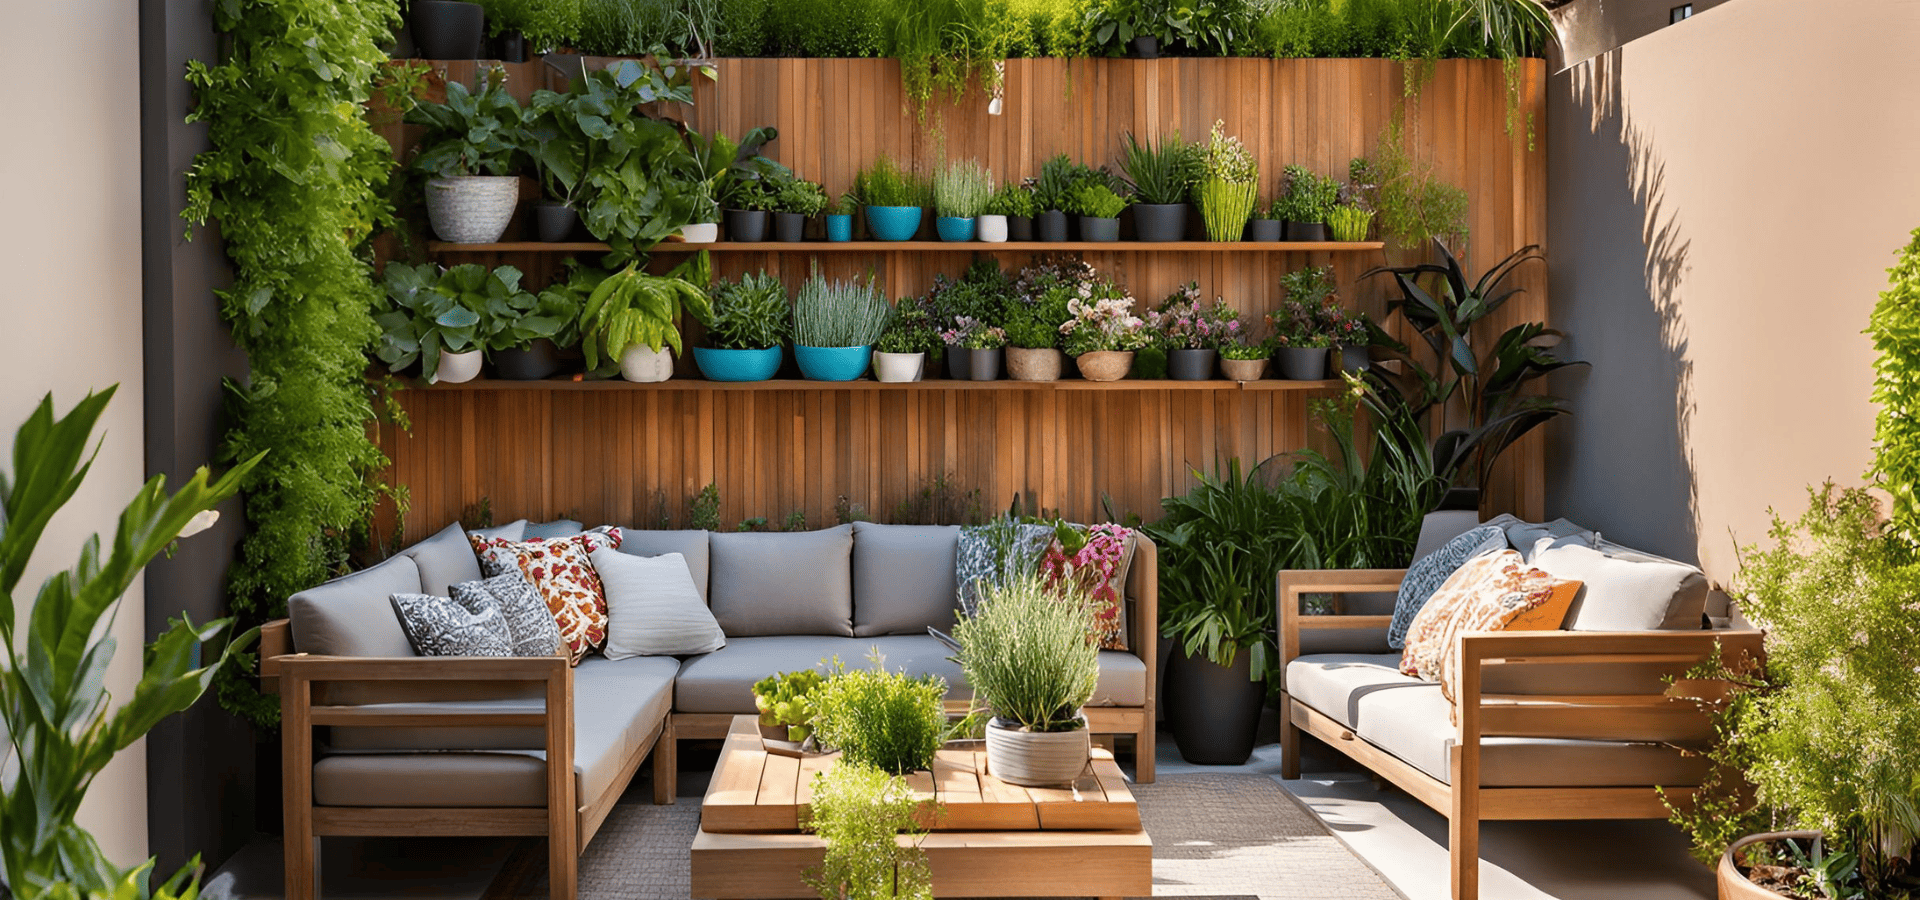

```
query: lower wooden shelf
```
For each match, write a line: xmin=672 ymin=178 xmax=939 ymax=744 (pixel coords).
xmin=408 ymin=377 xmax=1345 ymax=392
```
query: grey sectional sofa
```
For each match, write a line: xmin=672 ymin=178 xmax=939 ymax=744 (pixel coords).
xmin=262 ymin=520 xmax=1158 ymax=900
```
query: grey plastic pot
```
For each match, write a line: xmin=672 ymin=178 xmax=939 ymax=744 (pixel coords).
xmin=773 ymin=212 xmax=806 ymax=242
xmin=411 ymin=0 xmax=484 ymax=59
xmin=725 ymin=209 xmax=768 ymax=242
xmin=1339 ymin=343 xmax=1370 ymax=373
xmin=1036 ymin=210 xmax=1069 ymax=242
xmin=968 ymin=347 xmax=1004 ymax=381
xmin=532 ymin=201 xmax=578 ymax=242
xmin=1273 ymin=346 xmax=1329 ymax=380
xmin=1165 ymin=646 xmax=1265 ymax=765
xmin=945 ymin=349 xmax=971 ymax=380
xmin=1167 ymin=348 xmax=1217 ymax=381
xmin=1286 ymin=221 xmax=1330 ymax=242
xmin=1132 ymin=203 xmax=1187 ymax=242
xmin=1007 ymin=216 xmax=1035 ymax=241
xmin=1244 ymin=219 xmax=1283 ymax=242
xmin=1079 ymin=216 xmax=1121 ymax=242
xmin=493 ymin=339 xmax=564 ymax=381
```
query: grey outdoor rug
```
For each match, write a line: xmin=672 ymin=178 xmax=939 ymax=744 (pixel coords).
xmin=484 ymin=774 xmax=1399 ymax=900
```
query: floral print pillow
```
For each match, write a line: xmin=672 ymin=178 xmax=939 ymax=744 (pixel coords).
xmin=1398 ymin=549 xmax=1581 ymax=712
xmin=468 ymin=526 xmax=623 ymax=665
xmin=1040 ymin=524 xmax=1136 ymax=650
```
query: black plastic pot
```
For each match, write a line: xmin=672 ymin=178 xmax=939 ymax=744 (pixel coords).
xmin=532 ymin=201 xmax=578 ymax=242
xmin=1165 ymin=646 xmax=1266 ymax=765
xmin=493 ymin=30 xmax=528 ymax=62
xmin=1339 ymin=343 xmax=1370 ymax=374
xmin=773 ymin=211 xmax=806 ymax=242
xmin=968 ymin=348 xmax=1004 ymax=381
xmin=1132 ymin=203 xmax=1187 ymax=242
xmin=1079 ymin=216 xmax=1120 ymax=242
xmin=1129 ymin=35 xmax=1161 ymax=59
xmin=1167 ymin=348 xmax=1217 ymax=381
xmin=494 ymin=339 xmax=564 ymax=381
xmin=411 ymin=0 xmax=484 ymax=59
xmin=1286 ymin=221 xmax=1329 ymax=242
xmin=725 ymin=209 xmax=769 ymax=242
xmin=946 ymin=348 xmax=971 ymax=380
xmin=1244 ymin=218 xmax=1283 ymax=242
xmin=1036 ymin=210 xmax=1070 ymax=242
xmin=1274 ymin=346 xmax=1329 ymax=380
xmin=1007 ymin=215 xmax=1035 ymax=241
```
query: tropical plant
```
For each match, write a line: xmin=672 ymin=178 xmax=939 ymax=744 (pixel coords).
xmin=405 ymin=70 xmax=527 ymax=178
xmin=933 ymin=159 xmax=994 ymax=218
xmin=1195 ymin=120 xmax=1259 ymax=241
xmin=579 ymin=252 xmax=714 ymax=367
xmin=775 ymin=179 xmax=832 ymax=217
xmin=1120 ymin=131 xmax=1200 ymax=206
xmin=1068 ymin=183 xmax=1130 ymax=219
xmin=1146 ymin=282 xmax=1242 ymax=350
xmin=803 ymin=763 xmax=933 ymax=900
xmin=1144 ymin=459 xmax=1289 ymax=681
xmin=1082 ymin=0 xmax=1177 ymax=51
xmin=1327 ymin=203 xmax=1375 ymax=241
xmin=794 ymin=269 xmax=891 ymax=348
xmin=987 ymin=182 xmax=1038 ymax=218
xmin=753 ymin=668 xmax=826 ymax=741
xmin=1869 ymin=227 xmax=1920 ymax=540
xmin=954 ymin=574 xmax=1100 ymax=732
xmin=701 ymin=271 xmax=791 ymax=350
xmin=809 ymin=655 xmax=948 ymax=774
xmin=374 ymin=263 xmax=521 ymax=380
xmin=678 ymin=125 xmax=779 ymax=223
xmin=853 ymin=155 xmax=926 ymax=208
xmin=1274 ymin=395 xmax=1447 ymax=572
xmin=891 ymin=0 xmax=1007 ymax=121
xmin=0 ymin=388 xmax=263 ymax=900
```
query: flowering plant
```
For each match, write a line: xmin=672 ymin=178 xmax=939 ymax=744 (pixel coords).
xmin=1039 ymin=522 xmax=1135 ymax=650
xmin=941 ymin=316 xmax=1007 ymax=350
xmin=1146 ymin=282 xmax=1243 ymax=350
xmin=1059 ymin=283 xmax=1148 ymax=356
xmin=1200 ymin=119 xmax=1257 ymax=184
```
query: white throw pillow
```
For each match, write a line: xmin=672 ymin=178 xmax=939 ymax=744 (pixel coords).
xmin=590 ymin=547 xmax=726 ymax=658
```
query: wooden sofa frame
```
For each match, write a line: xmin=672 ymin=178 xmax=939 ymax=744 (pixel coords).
xmin=1275 ymin=568 xmax=1763 ymax=900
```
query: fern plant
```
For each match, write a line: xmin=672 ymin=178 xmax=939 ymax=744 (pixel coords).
xmin=580 ymin=252 xmax=714 ymax=367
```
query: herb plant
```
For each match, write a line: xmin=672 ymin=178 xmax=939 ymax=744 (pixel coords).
xmin=1327 ymin=204 xmax=1375 ymax=241
xmin=1352 ymin=122 xmax=1471 ymax=251
xmin=753 ymin=668 xmax=826 ymax=741
xmin=933 ymin=159 xmax=994 ymax=219
xmin=1279 ymin=164 xmax=1341 ymax=224
xmin=1146 ymin=282 xmax=1242 ymax=350
xmin=987 ymin=183 xmax=1038 ymax=218
xmin=809 ymin=655 xmax=948 ymax=774
xmin=954 ymin=574 xmax=1100 ymax=732
xmin=853 ymin=155 xmax=926 ymax=208
xmin=776 ymin=179 xmax=832 ymax=217
xmin=1195 ymin=120 xmax=1259 ymax=241
xmin=1120 ymin=131 xmax=1200 ymax=206
xmin=794 ymin=269 xmax=891 ymax=348
xmin=803 ymin=764 xmax=933 ymax=900
xmin=702 ymin=271 xmax=792 ymax=350
xmin=1069 ymin=183 xmax=1130 ymax=219
xmin=1218 ymin=335 xmax=1272 ymax=360
xmin=876 ymin=298 xmax=943 ymax=355
xmin=1031 ymin=154 xmax=1085 ymax=213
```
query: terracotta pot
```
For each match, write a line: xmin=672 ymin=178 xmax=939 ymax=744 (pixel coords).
xmin=985 ymin=715 xmax=1089 ymax=787
xmin=1718 ymin=831 xmax=1821 ymax=899
xmin=1006 ymin=347 xmax=1064 ymax=382
xmin=1220 ymin=357 xmax=1266 ymax=382
xmin=1075 ymin=350 xmax=1134 ymax=382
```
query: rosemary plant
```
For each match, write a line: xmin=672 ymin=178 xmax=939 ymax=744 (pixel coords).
xmin=934 ymin=159 xmax=994 ymax=218
xmin=953 ymin=574 xmax=1100 ymax=732
xmin=794 ymin=269 xmax=891 ymax=348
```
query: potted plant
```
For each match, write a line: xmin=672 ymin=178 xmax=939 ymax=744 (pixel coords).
xmin=580 ymin=253 xmax=713 ymax=383
xmin=773 ymin=178 xmax=829 ymax=242
xmin=1280 ymin=164 xmax=1340 ymax=241
xmin=376 ymin=262 xmax=493 ymax=383
xmin=492 ymin=263 xmax=599 ymax=380
xmin=1085 ymin=0 xmax=1178 ymax=58
xmin=854 ymin=155 xmax=926 ymax=242
xmin=953 ymin=574 xmax=1102 ymax=787
xmin=809 ymin=656 xmax=948 ymax=774
xmin=524 ymin=85 xmax=589 ymax=242
xmin=993 ymin=182 xmax=1038 ymax=241
xmin=1322 ymin=304 xmax=1372 ymax=373
xmin=1148 ymin=282 xmax=1240 ymax=380
xmin=1060 ymin=280 xmax=1147 ymax=382
xmin=1120 ymin=131 xmax=1199 ymax=242
xmin=555 ymin=63 xmax=703 ymax=264
xmin=1031 ymin=154 xmax=1080 ymax=242
xmin=1195 ymin=120 xmax=1258 ymax=242
xmin=715 ymin=135 xmax=795 ymax=244
xmin=925 ymin=263 xmax=1012 ymax=380
xmin=751 ymin=668 xmax=826 ymax=745
xmin=466 ymin=263 xmax=586 ymax=380
xmin=943 ymin=317 xmax=1008 ymax=381
xmin=1069 ymin=183 xmax=1130 ymax=242
xmin=1270 ymin=265 xmax=1339 ymax=380
xmin=405 ymin=71 xmax=526 ymax=244
xmin=411 ymin=0 xmax=486 ymax=58
xmin=1003 ymin=257 xmax=1086 ymax=382
xmin=874 ymin=297 xmax=941 ymax=383
xmin=793 ymin=268 xmax=891 ymax=381
xmin=678 ymin=126 xmax=777 ymax=245
xmin=934 ymin=159 xmax=993 ymax=242
xmin=826 ymin=190 xmax=856 ymax=242
xmin=694 ymin=271 xmax=791 ymax=382
xmin=1218 ymin=335 xmax=1270 ymax=382
xmin=1245 ymin=196 xmax=1285 ymax=242
xmin=1327 ymin=202 xmax=1375 ymax=242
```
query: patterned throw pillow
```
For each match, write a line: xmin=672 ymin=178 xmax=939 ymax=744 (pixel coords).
xmin=389 ymin=592 xmax=512 ymax=657
xmin=1398 ymin=549 xmax=1582 ymax=706
xmin=954 ymin=522 xmax=1056 ymax=617
xmin=1387 ymin=524 xmax=1509 ymax=649
xmin=451 ymin=572 xmax=563 ymax=657
xmin=1039 ymin=524 xmax=1137 ymax=650
xmin=468 ymin=526 xmax=624 ymax=664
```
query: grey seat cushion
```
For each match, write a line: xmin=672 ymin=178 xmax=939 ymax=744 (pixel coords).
xmin=401 ymin=521 xmax=484 ymax=597
xmin=618 ymin=530 xmax=712 ymax=602
xmin=289 ymin=554 xmax=422 ymax=657
xmin=315 ymin=655 xmax=679 ymax=807
xmin=851 ymin=523 xmax=961 ymax=636
xmin=673 ymin=635 xmax=1147 ymax=713
xmin=708 ymin=525 xmax=855 ymax=637
xmin=1285 ymin=654 xmax=1708 ymax=788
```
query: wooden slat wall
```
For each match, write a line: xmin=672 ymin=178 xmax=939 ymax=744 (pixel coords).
xmin=381 ymin=57 xmax=1546 ymax=536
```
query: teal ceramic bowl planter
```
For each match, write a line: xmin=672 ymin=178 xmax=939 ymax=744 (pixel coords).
xmin=795 ymin=345 xmax=873 ymax=381
xmin=826 ymin=214 xmax=853 ymax=242
xmin=692 ymin=346 xmax=783 ymax=382
xmin=935 ymin=216 xmax=977 ymax=242
xmin=865 ymin=206 xmax=923 ymax=242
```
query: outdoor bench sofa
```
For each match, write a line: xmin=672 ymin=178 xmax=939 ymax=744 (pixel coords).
xmin=1277 ymin=511 xmax=1764 ymax=900
xmin=260 ymin=519 xmax=1158 ymax=900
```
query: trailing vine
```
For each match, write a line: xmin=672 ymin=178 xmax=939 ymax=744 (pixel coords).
xmin=183 ymin=0 xmax=402 ymax=729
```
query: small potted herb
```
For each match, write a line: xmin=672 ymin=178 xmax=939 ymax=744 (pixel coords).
xmin=694 ymin=271 xmax=791 ymax=382
xmin=405 ymin=72 xmax=527 ymax=244
xmin=1195 ymin=120 xmax=1259 ymax=242
xmin=792 ymin=266 xmax=891 ymax=381
xmin=751 ymin=668 xmax=825 ymax=746
xmin=1322 ymin=304 xmax=1371 ymax=373
xmin=825 ymin=191 xmax=856 ymax=242
xmin=772 ymin=179 xmax=829 ymax=242
xmin=1031 ymin=155 xmax=1080 ymax=242
xmin=925 ymin=263 xmax=1012 ymax=379
xmin=1120 ymin=131 xmax=1199 ymax=242
xmin=1245 ymin=195 xmax=1284 ymax=242
xmin=721 ymin=174 xmax=779 ymax=242
xmin=854 ymin=155 xmax=926 ymax=242
xmin=989 ymin=183 xmax=1037 ymax=242
xmin=1218 ymin=335 xmax=1271 ymax=382
xmin=1279 ymin=164 xmax=1340 ymax=241
xmin=1060 ymin=280 xmax=1148 ymax=381
xmin=1069 ymin=183 xmax=1130 ymax=242
xmin=933 ymin=159 xmax=993 ymax=242
xmin=1147 ymin=282 xmax=1241 ymax=380
xmin=1268 ymin=265 xmax=1340 ymax=380
xmin=874 ymin=296 xmax=941 ymax=383
xmin=942 ymin=317 xmax=1008 ymax=382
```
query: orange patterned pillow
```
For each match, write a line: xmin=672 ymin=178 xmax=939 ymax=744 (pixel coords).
xmin=468 ymin=526 xmax=623 ymax=664
xmin=1398 ymin=549 xmax=1581 ymax=704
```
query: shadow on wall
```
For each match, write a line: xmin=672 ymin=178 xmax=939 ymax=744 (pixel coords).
xmin=1545 ymin=49 xmax=1703 ymax=567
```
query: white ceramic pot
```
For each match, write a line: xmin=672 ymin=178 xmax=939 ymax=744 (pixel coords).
xmin=432 ymin=348 xmax=483 ymax=384
xmin=424 ymin=176 xmax=519 ymax=244
xmin=872 ymin=351 xmax=925 ymax=383
xmin=680 ymin=222 xmax=719 ymax=243
xmin=985 ymin=715 xmax=1090 ymax=787
xmin=619 ymin=345 xmax=674 ymax=383
xmin=978 ymin=214 xmax=1009 ymax=243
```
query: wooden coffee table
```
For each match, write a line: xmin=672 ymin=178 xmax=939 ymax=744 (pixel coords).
xmin=691 ymin=716 xmax=1152 ymax=899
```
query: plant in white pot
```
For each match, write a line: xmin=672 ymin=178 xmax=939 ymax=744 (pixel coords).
xmin=954 ymin=574 xmax=1101 ymax=787
xmin=580 ymin=252 xmax=713 ymax=382
xmin=376 ymin=262 xmax=516 ymax=383
xmin=405 ymin=69 xmax=527 ymax=244
xmin=873 ymin=297 xmax=941 ymax=383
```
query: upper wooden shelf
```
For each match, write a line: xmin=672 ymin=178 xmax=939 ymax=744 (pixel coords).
xmin=406 ymin=377 xmax=1345 ymax=393
xmin=427 ymin=240 xmax=1387 ymax=254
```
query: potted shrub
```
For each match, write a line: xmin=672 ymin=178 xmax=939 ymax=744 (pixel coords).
xmin=793 ymin=268 xmax=891 ymax=381
xmin=1323 ymin=304 xmax=1372 ymax=373
xmin=1120 ymin=131 xmax=1199 ymax=242
xmin=1280 ymin=164 xmax=1340 ymax=241
xmin=934 ymin=159 xmax=993 ymax=242
xmin=993 ymin=182 xmax=1038 ymax=241
xmin=1195 ymin=120 xmax=1258 ymax=242
xmin=773 ymin=179 xmax=829 ymax=242
xmin=556 ymin=63 xmax=704 ymax=263
xmin=1148 ymin=282 xmax=1240 ymax=380
xmin=1061 ymin=280 xmax=1147 ymax=382
xmin=855 ymin=155 xmax=926 ymax=242
xmin=809 ymin=657 xmax=948 ymax=774
xmin=1031 ymin=154 xmax=1079 ymax=242
xmin=943 ymin=317 xmax=1007 ymax=382
xmin=405 ymin=72 xmax=526 ymax=244
xmin=1270 ymin=266 xmax=1339 ymax=380
xmin=953 ymin=574 xmax=1102 ymax=787
xmin=1218 ymin=336 xmax=1270 ymax=382
xmin=376 ymin=262 xmax=496 ymax=384
xmin=715 ymin=136 xmax=795 ymax=243
xmin=825 ymin=191 xmax=856 ymax=242
xmin=694 ymin=271 xmax=790 ymax=382
xmin=874 ymin=298 xmax=941 ymax=383
xmin=1244 ymin=195 xmax=1284 ymax=242
xmin=1327 ymin=201 xmax=1375 ymax=242
xmin=1069 ymin=183 xmax=1130 ymax=243
xmin=752 ymin=668 xmax=826 ymax=746
xmin=475 ymin=264 xmax=585 ymax=380
xmin=579 ymin=255 xmax=713 ymax=383
xmin=411 ymin=0 xmax=486 ymax=59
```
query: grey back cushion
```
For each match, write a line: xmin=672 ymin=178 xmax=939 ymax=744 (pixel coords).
xmin=289 ymin=554 xmax=422 ymax=657
xmin=851 ymin=523 xmax=960 ymax=636
xmin=708 ymin=525 xmax=855 ymax=637
xmin=523 ymin=519 xmax=585 ymax=539
xmin=1386 ymin=524 xmax=1508 ymax=650
xmin=470 ymin=519 xmax=528 ymax=541
xmin=618 ymin=530 xmax=712 ymax=602
xmin=1411 ymin=510 xmax=1486 ymax=559
xmin=401 ymin=521 xmax=484 ymax=597
xmin=1531 ymin=541 xmax=1708 ymax=631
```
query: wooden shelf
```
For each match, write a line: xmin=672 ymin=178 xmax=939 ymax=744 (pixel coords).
xmin=427 ymin=240 xmax=1386 ymax=254
xmin=406 ymin=377 xmax=1345 ymax=392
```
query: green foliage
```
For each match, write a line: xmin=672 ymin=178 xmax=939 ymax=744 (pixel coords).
xmin=1144 ymin=460 xmax=1286 ymax=677
xmin=183 ymin=0 xmax=399 ymax=730
xmin=933 ymin=159 xmax=995 ymax=219
xmin=753 ymin=669 xmax=826 ymax=740
xmin=406 ymin=72 xmax=527 ymax=178
xmin=475 ymin=0 xmax=584 ymax=49
xmin=0 ymin=389 xmax=262 ymax=900
xmin=1068 ymin=183 xmax=1130 ymax=219
xmin=810 ymin=655 xmax=948 ymax=774
xmin=702 ymin=271 xmax=792 ymax=350
xmin=1327 ymin=203 xmax=1375 ymax=241
xmin=954 ymin=575 xmax=1100 ymax=731
xmin=577 ymin=0 xmax=672 ymax=55
xmin=854 ymin=155 xmax=926 ymax=208
xmin=1869 ymin=228 xmax=1920 ymax=541
xmin=1218 ymin=336 xmax=1271 ymax=360
xmin=547 ymin=61 xmax=708 ymax=264
xmin=1120 ymin=131 xmax=1200 ymax=206
xmin=1279 ymin=396 xmax=1446 ymax=570
xmin=775 ymin=179 xmax=832 ymax=217
xmin=876 ymin=297 xmax=944 ymax=356
xmin=1031 ymin=154 xmax=1114 ymax=214
xmin=580 ymin=253 xmax=714 ymax=365
xmin=803 ymin=764 xmax=933 ymax=900
xmin=531 ymin=261 xmax=608 ymax=349
xmin=891 ymin=0 xmax=1009 ymax=120
xmin=1353 ymin=121 xmax=1471 ymax=251
xmin=987 ymin=182 xmax=1038 ymax=218
xmin=690 ymin=481 xmax=722 ymax=530
xmin=1275 ymin=164 xmax=1340 ymax=223
xmin=794 ymin=269 xmax=892 ymax=348
xmin=678 ymin=125 xmax=779 ymax=222
xmin=375 ymin=263 xmax=542 ymax=379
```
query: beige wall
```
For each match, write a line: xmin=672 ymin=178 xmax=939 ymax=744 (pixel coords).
xmin=1546 ymin=0 xmax=1920 ymax=586
xmin=0 ymin=0 xmax=150 ymax=867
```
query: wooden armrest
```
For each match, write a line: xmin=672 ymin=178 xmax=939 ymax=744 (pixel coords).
xmin=1276 ymin=568 xmax=1408 ymax=594
xmin=1276 ymin=569 xmax=1409 ymax=671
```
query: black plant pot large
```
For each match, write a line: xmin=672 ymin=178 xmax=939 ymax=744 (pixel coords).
xmin=1439 ymin=486 xmax=1482 ymax=512
xmin=1244 ymin=218 xmax=1283 ymax=242
xmin=1165 ymin=646 xmax=1266 ymax=765
xmin=773 ymin=211 xmax=806 ymax=242
xmin=1036 ymin=210 xmax=1069 ymax=242
xmin=1132 ymin=203 xmax=1187 ymax=242
xmin=494 ymin=339 xmax=564 ymax=381
xmin=1286 ymin=221 xmax=1330 ymax=242
xmin=725 ymin=209 xmax=768 ymax=242
xmin=1007 ymin=215 xmax=1035 ymax=241
xmin=532 ymin=201 xmax=578 ymax=242
xmin=1129 ymin=35 xmax=1161 ymax=59
xmin=411 ymin=0 xmax=485 ymax=59
xmin=945 ymin=348 xmax=971 ymax=380
xmin=1079 ymin=216 xmax=1120 ymax=242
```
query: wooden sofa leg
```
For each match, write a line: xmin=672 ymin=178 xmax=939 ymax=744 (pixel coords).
xmin=1448 ymin=748 xmax=1480 ymax=900
xmin=1279 ymin=693 xmax=1301 ymax=780
xmin=282 ymin=676 xmax=319 ymax=900
xmin=549 ymin=831 xmax=578 ymax=900
xmin=1135 ymin=721 xmax=1156 ymax=784
xmin=652 ymin=719 xmax=677 ymax=805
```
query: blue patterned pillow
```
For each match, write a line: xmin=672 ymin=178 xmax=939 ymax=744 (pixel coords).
xmin=1387 ymin=525 xmax=1509 ymax=649
xmin=954 ymin=522 xmax=1056 ymax=617
xmin=390 ymin=592 xmax=513 ymax=657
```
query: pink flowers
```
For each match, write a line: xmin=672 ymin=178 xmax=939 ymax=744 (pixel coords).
xmin=1040 ymin=523 xmax=1135 ymax=649
xmin=1146 ymin=283 xmax=1244 ymax=350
